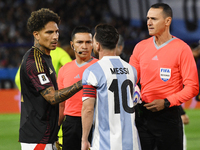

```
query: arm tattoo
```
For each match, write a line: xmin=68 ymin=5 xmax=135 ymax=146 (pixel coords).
xmin=55 ymin=80 xmax=83 ymax=103
xmin=41 ymin=88 xmax=51 ymax=95
xmin=41 ymin=80 xmax=83 ymax=105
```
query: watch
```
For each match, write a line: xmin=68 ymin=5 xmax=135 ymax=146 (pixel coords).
xmin=164 ymin=98 xmax=170 ymax=108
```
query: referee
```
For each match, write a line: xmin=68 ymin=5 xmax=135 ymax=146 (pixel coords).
xmin=129 ymin=3 xmax=199 ymax=150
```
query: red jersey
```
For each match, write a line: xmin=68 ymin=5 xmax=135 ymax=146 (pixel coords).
xmin=129 ymin=36 xmax=199 ymax=107
xmin=57 ymin=58 xmax=98 ymax=116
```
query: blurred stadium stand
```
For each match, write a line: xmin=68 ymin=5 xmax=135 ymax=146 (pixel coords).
xmin=0 ymin=0 xmax=200 ymax=89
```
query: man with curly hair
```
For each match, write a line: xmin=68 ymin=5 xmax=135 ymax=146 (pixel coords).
xmin=19 ymin=8 xmax=82 ymax=150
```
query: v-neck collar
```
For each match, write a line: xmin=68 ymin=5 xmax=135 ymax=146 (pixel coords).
xmin=153 ymin=36 xmax=176 ymax=50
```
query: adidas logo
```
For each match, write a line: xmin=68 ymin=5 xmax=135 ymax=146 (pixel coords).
xmin=49 ymin=67 xmax=53 ymax=74
xmin=74 ymin=74 xmax=80 ymax=79
xmin=152 ymin=55 xmax=158 ymax=60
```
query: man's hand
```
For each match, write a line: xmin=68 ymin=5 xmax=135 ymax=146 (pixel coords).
xmin=144 ymin=99 xmax=165 ymax=112
xmin=81 ymin=140 xmax=90 ymax=150
xmin=181 ymin=114 xmax=189 ymax=125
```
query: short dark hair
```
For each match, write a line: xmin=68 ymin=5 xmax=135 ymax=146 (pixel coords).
xmin=151 ymin=3 xmax=172 ymax=18
xmin=27 ymin=8 xmax=60 ymax=33
xmin=71 ymin=26 xmax=91 ymax=41
xmin=94 ymin=24 xmax=119 ymax=50
xmin=118 ymin=35 xmax=124 ymax=47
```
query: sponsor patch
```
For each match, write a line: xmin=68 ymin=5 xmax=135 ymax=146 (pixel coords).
xmin=38 ymin=73 xmax=50 ymax=85
xmin=160 ymin=68 xmax=171 ymax=82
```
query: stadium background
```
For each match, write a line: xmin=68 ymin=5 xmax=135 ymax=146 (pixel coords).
xmin=0 ymin=0 xmax=200 ymax=111
xmin=0 ymin=0 xmax=199 ymax=149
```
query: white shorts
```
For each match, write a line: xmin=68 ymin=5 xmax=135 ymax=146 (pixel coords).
xmin=20 ymin=143 xmax=53 ymax=150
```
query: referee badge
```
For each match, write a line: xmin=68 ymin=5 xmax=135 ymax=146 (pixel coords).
xmin=38 ymin=73 xmax=50 ymax=85
xmin=160 ymin=68 xmax=171 ymax=82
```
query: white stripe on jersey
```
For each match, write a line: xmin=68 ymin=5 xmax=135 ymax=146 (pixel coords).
xmin=99 ymin=58 xmax=122 ymax=150
xmin=82 ymin=56 xmax=141 ymax=150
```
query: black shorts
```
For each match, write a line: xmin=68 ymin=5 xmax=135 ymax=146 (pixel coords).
xmin=62 ymin=115 xmax=93 ymax=150
xmin=135 ymin=103 xmax=183 ymax=150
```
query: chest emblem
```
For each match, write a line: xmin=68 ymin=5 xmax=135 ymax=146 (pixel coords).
xmin=160 ymin=68 xmax=171 ymax=82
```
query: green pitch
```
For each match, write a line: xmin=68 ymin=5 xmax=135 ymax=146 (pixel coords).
xmin=0 ymin=109 xmax=200 ymax=150
xmin=184 ymin=109 xmax=200 ymax=150
xmin=0 ymin=114 xmax=20 ymax=150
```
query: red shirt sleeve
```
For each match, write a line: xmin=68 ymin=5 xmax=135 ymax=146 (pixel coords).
xmin=129 ymin=43 xmax=141 ymax=84
xmin=167 ymin=44 xmax=199 ymax=106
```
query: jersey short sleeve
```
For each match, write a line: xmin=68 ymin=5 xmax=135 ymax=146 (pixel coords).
xmin=82 ymin=69 xmax=98 ymax=101
xmin=26 ymin=54 xmax=54 ymax=92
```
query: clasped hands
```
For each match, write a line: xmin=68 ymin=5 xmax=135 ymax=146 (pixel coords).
xmin=144 ymin=99 xmax=165 ymax=112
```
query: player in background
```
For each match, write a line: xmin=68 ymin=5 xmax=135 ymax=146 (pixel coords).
xmin=19 ymin=8 xmax=82 ymax=150
xmin=129 ymin=3 xmax=199 ymax=150
xmin=81 ymin=24 xmax=141 ymax=150
xmin=57 ymin=26 xmax=98 ymax=150
xmin=116 ymin=34 xmax=130 ymax=62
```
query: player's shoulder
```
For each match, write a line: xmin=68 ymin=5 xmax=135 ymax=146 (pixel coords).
xmin=138 ymin=36 xmax=153 ymax=44
xmin=84 ymin=60 xmax=99 ymax=74
xmin=59 ymin=59 xmax=75 ymax=72
xmin=23 ymin=47 xmax=38 ymax=65
xmin=124 ymin=60 xmax=137 ymax=71
xmin=63 ymin=59 xmax=76 ymax=67
xmin=171 ymin=36 xmax=190 ymax=49
xmin=91 ymin=57 xmax=98 ymax=63
xmin=173 ymin=37 xmax=188 ymax=45
xmin=135 ymin=37 xmax=153 ymax=50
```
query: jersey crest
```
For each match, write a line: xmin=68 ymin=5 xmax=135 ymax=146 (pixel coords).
xmin=160 ymin=68 xmax=171 ymax=82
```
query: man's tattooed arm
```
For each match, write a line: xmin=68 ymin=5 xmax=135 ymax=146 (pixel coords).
xmin=40 ymin=80 xmax=83 ymax=105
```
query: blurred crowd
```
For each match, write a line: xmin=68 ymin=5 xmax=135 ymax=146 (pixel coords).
xmin=0 ymin=0 xmax=149 ymax=68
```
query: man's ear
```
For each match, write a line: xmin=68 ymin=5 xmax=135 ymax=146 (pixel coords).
xmin=165 ymin=17 xmax=172 ymax=26
xmin=96 ymin=42 xmax=100 ymax=52
xmin=70 ymin=41 xmax=74 ymax=50
xmin=33 ymin=31 xmax=39 ymax=41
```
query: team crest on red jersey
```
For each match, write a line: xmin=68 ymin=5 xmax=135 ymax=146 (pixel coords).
xmin=160 ymin=68 xmax=171 ymax=82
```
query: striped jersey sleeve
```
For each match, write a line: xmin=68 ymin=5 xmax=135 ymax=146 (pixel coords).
xmin=26 ymin=48 xmax=54 ymax=92
xmin=82 ymin=56 xmax=141 ymax=150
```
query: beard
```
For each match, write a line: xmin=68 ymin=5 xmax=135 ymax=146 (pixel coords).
xmin=93 ymin=49 xmax=99 ymax=59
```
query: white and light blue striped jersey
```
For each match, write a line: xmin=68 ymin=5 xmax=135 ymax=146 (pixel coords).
xmin=82 ymin=56 xmax=141 ymax=150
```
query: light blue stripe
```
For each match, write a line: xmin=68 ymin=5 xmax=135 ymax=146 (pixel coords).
xmin=89 ymin=62 xmax=111 ymax=149
xmin=153 ymin=36 xmax=176 ymax=50
xmin=109 ymin=58 xmax=134 ymax=149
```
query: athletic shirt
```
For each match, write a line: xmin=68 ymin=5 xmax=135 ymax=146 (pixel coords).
xmin=15 ymin=47 xmax=72 ymax=91
xmin=129 ymin=36 xmax=199 ymax=106
xmin=50 ymin=47 xmax=72 ymax=76
xmin=19 ymin=47 xmax=59 ymax=143
xmin=82 ymin=56 xmax=141 ymax=150
xmin=57 ymin=57 xmax=98 ymax=116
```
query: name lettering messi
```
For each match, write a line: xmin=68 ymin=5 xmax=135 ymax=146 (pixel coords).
xmin=110 ymin=68 xmax=129 ymax=74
